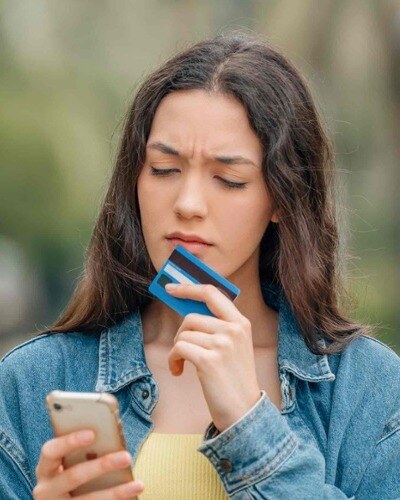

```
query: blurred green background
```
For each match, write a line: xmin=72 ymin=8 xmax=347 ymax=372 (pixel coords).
xmin=0 ymin=0 xmax=399 ymax=357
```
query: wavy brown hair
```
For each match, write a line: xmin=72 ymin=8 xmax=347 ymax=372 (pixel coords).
xmin=37 ymin=31 xmax=374 ymax=355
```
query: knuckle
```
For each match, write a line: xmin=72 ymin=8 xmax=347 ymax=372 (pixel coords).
xmin=177 ymin=332 xmax=188 ymax=344
xmin=32 ymin=482 xmax=49 ymax=500
xmin=32 ymin=483 xmax=46 ymax=499
xmin=210 ymin=350 xmax=222 ymax=364
xmin=186 ymin=312 xmax=197 ymax=323
xmin=40 ymin=441 xmax=54 ymax=461
xmin=198 ymin=350 xmax=210 ymax=366
xmin=214 ymin=336 xmax=230 ymax=349
xmin=176 ymin=329 xmax=186 ymax=339
xmin=243 ymin=326 xmax=252 ymax=338
xmin=226 ymin=323 xmax=241 ymax=336
xmin=175 ymin=339 xmax=186 ymax=350
xmin=242 ymin=317 xmax=252 ymax=330
xmin=200 ymin=350 xmax=218 ymax=367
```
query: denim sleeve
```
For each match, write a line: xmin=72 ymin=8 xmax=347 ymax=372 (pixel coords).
xmin=197 ymin=391 xmax=354 ymax=499
xmin=0 ymin=355 xmax=36 ymax=499
xmin=0 ymin=432 xmax=34 ymax=500
xmin=353 ymin=412 xmax=400 ymax=499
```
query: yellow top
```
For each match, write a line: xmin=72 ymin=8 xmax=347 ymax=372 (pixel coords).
xmin=132 ymin=432 xmax=229 ymax=499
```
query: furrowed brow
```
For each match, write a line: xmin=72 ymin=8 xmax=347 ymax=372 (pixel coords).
xmin=147 ymin=141 xmax=257 ymax=167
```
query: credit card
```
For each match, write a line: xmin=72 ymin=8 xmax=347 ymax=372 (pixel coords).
xmin=148 ymin=244 xmax=240 ymax=317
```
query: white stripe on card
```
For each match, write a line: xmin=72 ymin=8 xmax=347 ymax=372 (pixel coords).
xmin=164 ymin=263 xmax=196 ymax=285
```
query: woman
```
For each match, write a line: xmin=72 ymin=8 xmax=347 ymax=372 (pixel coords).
xmin=0 ymin=32 xmax=399 ymax=499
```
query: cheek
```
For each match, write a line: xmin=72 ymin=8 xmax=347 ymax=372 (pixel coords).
xmin=217 ymin=200 xmax=271 ymax=272
xmin=137 ymin=175 xmax=162 ymax=219
xmin=218 ymin=194 xmax=271 ymax=238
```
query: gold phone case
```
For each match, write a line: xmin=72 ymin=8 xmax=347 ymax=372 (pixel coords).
xmin=46 ymin=390 xmax=136 ymax=497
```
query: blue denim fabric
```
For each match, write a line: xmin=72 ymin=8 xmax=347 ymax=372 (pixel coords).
xmin=0 ymin=280 xmax=399 ymax=499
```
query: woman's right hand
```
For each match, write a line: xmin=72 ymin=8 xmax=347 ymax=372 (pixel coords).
xmin=33 ymin=429 xmax=145 ymax=499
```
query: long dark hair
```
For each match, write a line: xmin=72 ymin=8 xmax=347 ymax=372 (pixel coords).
xmin=37 ymin=31 xmax=374 ymax=354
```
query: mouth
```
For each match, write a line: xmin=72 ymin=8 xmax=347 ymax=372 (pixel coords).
xmin=166 ymin=232 xmax=212 ymax=245
xmin=166 ymin=237 xmax=212 ymax=253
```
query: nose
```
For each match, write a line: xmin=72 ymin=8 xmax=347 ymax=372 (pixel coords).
xmin=172 ymin=171 xmax=208 ymax=219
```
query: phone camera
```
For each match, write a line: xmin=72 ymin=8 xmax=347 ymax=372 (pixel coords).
xmin=53 ymin=403 xmax=63 ymax=411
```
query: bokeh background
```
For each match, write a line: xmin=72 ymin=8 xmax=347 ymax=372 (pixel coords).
xmin=1 ymin=0 xmax=399 ymax=357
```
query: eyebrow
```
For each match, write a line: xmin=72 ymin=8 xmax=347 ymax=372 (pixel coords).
xmin=147 ymin=141 xmax=258 ymax=167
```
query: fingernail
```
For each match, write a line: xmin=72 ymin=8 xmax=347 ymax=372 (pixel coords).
xmin=112 ymin=451 xmax=131 ymax=466
xmin=124 ymin=480 xmax=144 ymax=494
xmin=165 ymin=283 xmax=178 ymax=291
xmin=77 ymin=430 xmax=95 ymax=443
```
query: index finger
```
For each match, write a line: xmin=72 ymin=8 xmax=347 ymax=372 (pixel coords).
xmin=36 ymin=429 xmax=95 ymax=480
xmin=166 ymin=283 xmax=239 ymax=321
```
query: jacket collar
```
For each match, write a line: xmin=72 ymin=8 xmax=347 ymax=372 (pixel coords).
xmin=95 ymin=280 xmax=335 ymax=393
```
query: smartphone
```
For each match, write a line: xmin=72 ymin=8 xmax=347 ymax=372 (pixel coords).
xmin=46 ymin=390 xmax=137 ymax=498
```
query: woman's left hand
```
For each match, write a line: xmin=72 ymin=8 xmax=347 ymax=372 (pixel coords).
xmin=166 ymin=283 xmax=262 ymax=433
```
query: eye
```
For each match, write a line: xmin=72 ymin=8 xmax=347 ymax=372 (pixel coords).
xmin=218 ymin=177 xmax=248 ymax=190
xmin=150 ymin=167 xmax=248 ymax=190
xmin=150 ymin=167 xmax=178 ymax=176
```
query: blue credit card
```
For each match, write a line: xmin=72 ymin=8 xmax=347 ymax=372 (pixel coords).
xmin=148 ymin=244 xmax=240 ymax=317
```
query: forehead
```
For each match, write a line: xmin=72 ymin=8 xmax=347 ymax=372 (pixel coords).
xmin=147 ymin=89 xmax=262 ymax=161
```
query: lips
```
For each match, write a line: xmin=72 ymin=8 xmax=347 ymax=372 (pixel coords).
xmin=166 ymin=232 xmax=211 ymax=245
xmin=166 ymin=238 xmax=212 ymax=254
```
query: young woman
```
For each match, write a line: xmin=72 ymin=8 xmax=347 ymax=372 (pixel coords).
xmin=0 ymin=32 xmax=399 ymax=500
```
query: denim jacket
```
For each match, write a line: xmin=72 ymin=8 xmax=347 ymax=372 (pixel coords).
xmin=0 ymin=280 xmax=399 ymax=499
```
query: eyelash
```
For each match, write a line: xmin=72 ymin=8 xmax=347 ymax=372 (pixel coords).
xmin=150 ymin=167 xmax=248 ymax=190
